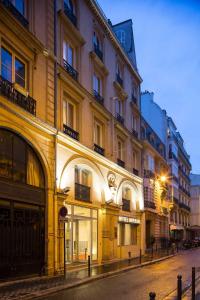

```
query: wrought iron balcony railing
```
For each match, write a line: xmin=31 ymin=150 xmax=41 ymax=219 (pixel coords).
xmin=179 ymin=202 xmax=191 ymax=212
xmin=117 ymin=158 xmax=125 ymax=168
xmin=144 ymin=200 xmax=156 ymax=210
xmin=94 ymin=44 xmax=103 ymax=61
xmin=0 ymin=76 xmax=36 ymax=115
xmin=132 ymin=129 xmax=138 ymax=139
xmin=1 ymin=0 xmax=29 ymax=28
xmin=63 ymin=59 xmax=78 ymax=81
xmin=133 ymin=168 xmax=139 ymax=176
xmin=116 ymin=113 xmax=124 ymax=125
xmin=93 ymin=90 xmax=104 ymax=105
xmin=94 ymin=143 xmax=105 ymax=156
xmin=144 ymin=169 xmax=155 ymax=179
xmin=116 ymin=73 xmax=123 ymax=87
xmin=63 ymin=124 xmax=79 ymax=140
xmin=122 ymin=198 xmax=130 ymax=212
xmin=75 ymin=183 xmax=90 ymax=202
xmin=64 ymin=3 xmax=77 ymax=27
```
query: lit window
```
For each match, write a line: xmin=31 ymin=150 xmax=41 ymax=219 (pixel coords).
xmin=75 ymin=166 xmax=91 ymax=187
xmin=63 ymin=100 xmax=76 ymax=129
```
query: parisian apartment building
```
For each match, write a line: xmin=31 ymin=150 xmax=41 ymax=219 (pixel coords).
xmin=141 ymin=91 xmax=192 ymax=241
xmin=0 ymin=0 xmax=192 ymax=281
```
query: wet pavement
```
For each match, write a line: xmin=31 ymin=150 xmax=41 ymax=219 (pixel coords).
xmin=40 ymin=248 xmax=200 ymax=300
xmin=0 ymin=248 xmax=174 ymax=299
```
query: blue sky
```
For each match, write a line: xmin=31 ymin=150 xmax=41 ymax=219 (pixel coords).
xmin=98 ymin=0 xmax=200 ymax=173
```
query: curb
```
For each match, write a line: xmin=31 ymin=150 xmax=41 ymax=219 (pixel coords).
xmin=13 ymin=254 xmax=175 ymax=300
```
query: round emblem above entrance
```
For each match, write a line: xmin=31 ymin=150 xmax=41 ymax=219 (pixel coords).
xmin=59 ymin=206 xmax=68 ymax=218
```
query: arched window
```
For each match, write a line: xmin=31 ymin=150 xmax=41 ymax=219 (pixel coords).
xmin=0 ymin=129 xmax=44 ymax=188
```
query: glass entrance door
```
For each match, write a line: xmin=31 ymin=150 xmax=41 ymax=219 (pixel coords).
xmin=73 ymin=219 xmax=91 ymax=262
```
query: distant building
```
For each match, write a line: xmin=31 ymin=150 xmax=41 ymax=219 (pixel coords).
xmin=190 ymin=174 xmax=200 ymax=237
xmin=141 ymin=91 xmax=192 ymax=241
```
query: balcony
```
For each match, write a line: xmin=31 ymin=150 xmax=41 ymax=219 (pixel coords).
xmin=172 ymin=196 xmax=179 ymax=205
xmin=0 ymin=76 xmax=36 ymax=115
xmin=75 ymin=183 xmax=90 ymax=202
xmin=122 ymin=198 xmax=130 ymax=212
xmin=63 ymin=59 xmax=78 ymax=81
xmin=116 ymin=113 xmax=124 ymax=125
xmin=179 ymin=202 xmax=191 ymax=212
xmin=133 ymin=168 xmax=139 ymax=176
xmin=1 ymin=0 xmax=29 ymax=28
xmin=132 ymin=129 xmax=138 ymax=139
xmin=94 ymin=44 xmax=103 ymax=61
xmin=94 ymin=143 xmax=105 ymax=156
xmin=117 ymin=158 xmax=125 ymax=168
xmin=64 ymin=3 xmax=77 ymax=27
xmin=169 ymin=151 xmax=179 ymax=163
xmin=144 ymin=200 xmax=156 ymax=210
xmin=116 ymin=73 xmax=123 ymax=87
xmin=93 ymin=90 xmax=104 ymax=105
xmin=144 ymin=169 xmax=155 ymax=179
xmin=63 ymin=124 xmax=79 ymax=140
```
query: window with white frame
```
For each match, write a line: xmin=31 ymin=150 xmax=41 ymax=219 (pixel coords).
xmin=94 ymin=120 xmax=103 ymax=147
xmin=1 ymin=46 xmax=26 ymax=88
xmin=63 ymin=41 xmax=74 ymax=67
xmin=63 ymin=99 xmax=76 ymax=129
xmin=75 ymin=166 xmax=91 ymax=187
xmin=93 ymin=74 xmax=101 ymax=94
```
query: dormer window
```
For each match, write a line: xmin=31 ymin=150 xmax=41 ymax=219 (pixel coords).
xmin=116 ymin=30 xmax=125 ymax=46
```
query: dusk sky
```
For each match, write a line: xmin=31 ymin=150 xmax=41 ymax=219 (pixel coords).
xmin=98 ymin=0 xmax=200 ymax=173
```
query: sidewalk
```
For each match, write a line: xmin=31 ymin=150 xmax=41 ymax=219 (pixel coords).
xmin=0 ymin=248 xmax=176 ymax=300
xmin=183 ymin=277 xmax=200 ymax=300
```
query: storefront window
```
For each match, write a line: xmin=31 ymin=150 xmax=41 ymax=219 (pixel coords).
xmin=92 ymin=220 xmax=97 ymax=260
xmin=118 ymin=222 xmax=138 ymax=246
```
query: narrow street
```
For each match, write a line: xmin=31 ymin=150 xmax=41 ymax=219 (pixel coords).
xmin=41 ymin=248 xmax=200 ymax=300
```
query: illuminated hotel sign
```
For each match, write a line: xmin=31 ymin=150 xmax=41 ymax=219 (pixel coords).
xmin=119 ymin=216 xmax=140 ymax=224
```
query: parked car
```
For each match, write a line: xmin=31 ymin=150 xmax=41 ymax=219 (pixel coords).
xmin=182 ymin=240 xmax=193 ymax=249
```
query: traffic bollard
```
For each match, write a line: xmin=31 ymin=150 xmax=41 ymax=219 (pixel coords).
xmin=149 ymin=292 xmax=156 ymax=300
xmin=151 ymin=246 xmax=153 ymax=260
xmin=192 ymin=267 xmax=195 ymax=300
xmin=177 ymin=275 xmax=182 ymax=300
xmin=88 ymin=255 xmax=91 ymax=277
xmin=128 ymin=251 xmax=131 ymax=264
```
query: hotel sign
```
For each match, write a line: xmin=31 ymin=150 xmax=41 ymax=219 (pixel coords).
xmin=119 ymin=216 xmax=140 ymax=224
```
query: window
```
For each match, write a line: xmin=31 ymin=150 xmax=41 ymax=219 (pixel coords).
xmin=115 ymin=98 xmax=123 ymax=116
xmin=11 ymin=0 xmax=25 ymax=15
xmin=15 ymin=58 xmax=25 ymax=88
xmin=147 ymin=154 xmax=155 ymax=172
xmin=133 ymin=151 xmax=137 ymax=168
xmin=93 ymin=74 xmax=101 ymax=94
xmin=63 ymin=100 xmax=76 ymax=129
xmin=117 ymin=139 xmax=124 ymax=160
xmin=63 ymin=41 xmax=74 ymax=67
xmin=116 ymin=30 xmax=125 ymax=46
xmin=118 ymin=223 xmax=137 ymax=246
xmin=94 ymin=120 xmax=103 ymax=146
xmin=123 ymin=187 xmax=131 ymax=200
xmin=1 ymin=47 xmax=12 ymax=82
xmin=93 ymin=32 xmax=101 ymax=50
xmin=64 ymin=0 xmax=74 ymax=13
xmin=1 ymin=46 xmax=26 ymax=88
xmin=75 ymin=166 xmax=91 ymax=187
xmin=116 ymin=63 xmax=121 ymax=77
xmin=132 ymin=115 xmax=137 ymax=130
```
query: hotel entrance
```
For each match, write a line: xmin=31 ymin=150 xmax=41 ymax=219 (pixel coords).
xmin=65 ymin=205 xmax=97 ymax=263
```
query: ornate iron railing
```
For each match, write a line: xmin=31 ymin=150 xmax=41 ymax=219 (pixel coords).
xmin=133 ymin=168 xmax=139 ymax=176
xmin=144 ymin=200 xmax=156 ymax=209
xmin=1 ymin=0 xmax=29 ymax=28
xmin=122 ymin=198 xmax=130 ymax=212
xmin=116 ymin=113 xmax=124 ymax=125
xmin=144 ymin=169 xmax=155 ymax=179
xmin=179 ymin=202 xmax=191 ymax=212
xmin=117 ymin=158 xmax=125 ymax=168
xmin=75 ymin=183 xmax=90 ymax=202
xmin=64 ymin=3 xmax=77 ymax=27
xmin=93 ymin=90 xmax=104 ymax=105
xmin=63 ymin=59 xmax=78 ymax=81
xmin=94 ymin=143 xmax=104 ymax=156
xmin=63 ymin=124 xmax=79 ymax=140
xmin=94 ymin=44 xmax=103 ymax=61
xmin=0 ymin=76 xmax=36 ymax=115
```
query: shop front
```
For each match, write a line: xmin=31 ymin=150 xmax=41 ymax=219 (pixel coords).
xmin=64 ymin=205 xmax=98 ymax=263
